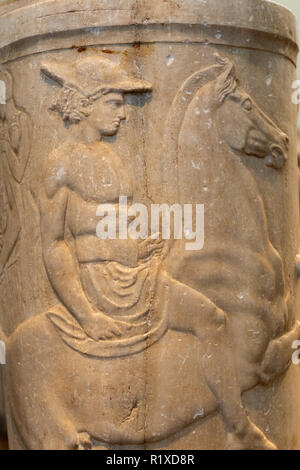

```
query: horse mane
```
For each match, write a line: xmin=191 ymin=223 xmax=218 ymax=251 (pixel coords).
xmin=161 ymin=58 xmax=226 ymax=204
xmin=215 ymin=55 xmax=237 ymax=103
xmin=161 ymin=55 xmax=238 ymax=204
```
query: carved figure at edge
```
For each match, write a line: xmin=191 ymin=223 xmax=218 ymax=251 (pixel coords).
xmin=0 ymin=69 xmax=32 ymax=279
xmin=4 ymin=56 xmax=300 ymax=450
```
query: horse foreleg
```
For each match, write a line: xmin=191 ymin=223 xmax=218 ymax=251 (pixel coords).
xmin=159 ymin=270 xmax=277 ymax=450
xmin=259 ymin=321 xmax=300 ymax=384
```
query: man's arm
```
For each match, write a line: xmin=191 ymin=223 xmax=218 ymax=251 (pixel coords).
xmin=39 ymin=156 xmax=123 ymax=340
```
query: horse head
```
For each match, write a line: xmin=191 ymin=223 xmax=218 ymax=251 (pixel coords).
xmin=211 ymin=55 xmax=289 ymax=170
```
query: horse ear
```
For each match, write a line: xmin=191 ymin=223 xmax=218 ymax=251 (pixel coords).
xmin=214 ymin=54 xmax=237 ymax=103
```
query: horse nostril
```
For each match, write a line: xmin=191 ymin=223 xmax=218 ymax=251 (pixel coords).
xmin=281 ymin=134 xmax=289 ymax=149
xmin=266 ymin=145 xmax=287 ymax=170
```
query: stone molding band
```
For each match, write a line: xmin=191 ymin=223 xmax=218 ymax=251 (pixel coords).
xmin=0 ymin=0 xmax=298 ymax=65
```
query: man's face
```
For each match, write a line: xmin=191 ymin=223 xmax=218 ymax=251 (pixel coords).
xmin=89 ymin=92 xmax=126 ymax=137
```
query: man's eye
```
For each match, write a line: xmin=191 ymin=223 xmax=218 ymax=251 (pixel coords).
xmin=108 ymin=101 xmax=122 ymax=107
xmin=242 ymin=99 xmax=252 ymax=111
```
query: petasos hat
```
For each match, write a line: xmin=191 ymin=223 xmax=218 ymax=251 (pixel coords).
xmin=41 ymin=56 xmax=152 ymax=97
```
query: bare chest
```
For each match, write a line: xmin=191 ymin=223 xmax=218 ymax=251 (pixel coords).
xmin=66 ymin=149 xmax=133 ymax=236
xmin=68 ymin=151 xmax=132 ymax=203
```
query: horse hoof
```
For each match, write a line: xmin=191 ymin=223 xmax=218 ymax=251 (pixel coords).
xmin=227 ymin=423 xmax=277 ymax=450
xmin=75 ymin=432 xmax=92 ymax=450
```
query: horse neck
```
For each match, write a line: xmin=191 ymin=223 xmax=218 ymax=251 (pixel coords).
xmin=178 ymin=97 xmax=247 ymax=198
xmin=214 ymin=114 xmax=270 ymax=239
xmin=178 ymin=90 xmax=271 ymax=247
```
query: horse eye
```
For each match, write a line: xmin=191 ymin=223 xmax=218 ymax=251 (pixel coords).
xmin=242 ymin=99 xmax=252 ymax=111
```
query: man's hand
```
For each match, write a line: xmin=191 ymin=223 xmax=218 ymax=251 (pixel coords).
xmin=138 ymin=234 xmax=164 ymax=261
xmin=81 ymin=311 xmax=130 ymax=341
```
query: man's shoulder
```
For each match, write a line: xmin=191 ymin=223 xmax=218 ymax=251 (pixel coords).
xmin=47 ymin=141 xmax=75 ymax=163
xmin=43 ymin=140 xmax=118 ymax=190
xmin=42 ymin=144 xmax=73 ymax=197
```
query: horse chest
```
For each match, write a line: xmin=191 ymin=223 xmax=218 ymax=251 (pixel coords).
xmin=203 ymin=157 xmax=267 ymax=245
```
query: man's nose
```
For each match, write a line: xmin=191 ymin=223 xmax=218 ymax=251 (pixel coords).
xmin=118 ymin=106 xmax=126 ymax=121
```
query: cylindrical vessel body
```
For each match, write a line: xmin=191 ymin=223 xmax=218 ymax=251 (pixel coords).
xmin=0 ymin=0 xmax=299 ymax=450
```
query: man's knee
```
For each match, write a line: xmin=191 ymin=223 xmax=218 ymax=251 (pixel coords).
xmin=211 ymin=308 xmax=227 ymax=331
xmin=193 ymin=307 xmax=227 ymax=340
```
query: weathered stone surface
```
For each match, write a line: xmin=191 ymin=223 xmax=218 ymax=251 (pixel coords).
xmin=0 ymin=0 xmax=300 ymax=450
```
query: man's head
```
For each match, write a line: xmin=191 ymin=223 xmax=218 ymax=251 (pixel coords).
xmin=41 ymin=56 xmax=152 ymax=132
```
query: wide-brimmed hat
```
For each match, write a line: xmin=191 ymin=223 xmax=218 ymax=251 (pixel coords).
xmin=41 ymin=56 xmax=152 ymax=97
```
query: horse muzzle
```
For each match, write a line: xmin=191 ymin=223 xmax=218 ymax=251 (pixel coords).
xmin=265 ymin=132 xmax=289 ymax=170
xmin=265 ymin=144 xmax=287 ymax=170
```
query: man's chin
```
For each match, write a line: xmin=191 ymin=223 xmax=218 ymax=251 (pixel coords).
xmin=103 ymin=126 xmax=119 ymax=137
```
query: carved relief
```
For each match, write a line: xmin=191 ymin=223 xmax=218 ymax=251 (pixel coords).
xmin=4 ymin=55 xmax=300 ymax=451
xmin=0 ymin=69 xmax=32 ymax=278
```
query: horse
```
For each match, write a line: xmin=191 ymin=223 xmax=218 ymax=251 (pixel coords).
xmin=165 ymin=54 xmax=300 ymax=444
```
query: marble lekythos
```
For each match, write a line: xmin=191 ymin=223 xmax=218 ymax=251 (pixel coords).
xmin=0 ymin=0 xmax=300 ymax=450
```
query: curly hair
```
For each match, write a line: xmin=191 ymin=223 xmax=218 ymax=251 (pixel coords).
xmin=50 ymin=86 xmax=96 ymax=123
